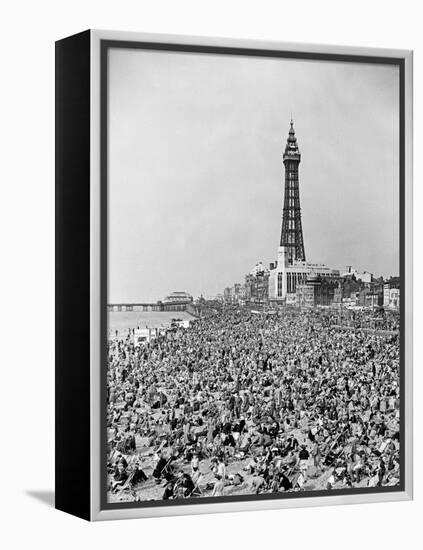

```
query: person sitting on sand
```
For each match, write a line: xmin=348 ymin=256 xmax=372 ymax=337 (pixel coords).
xmin=212 ymin=475 xmax=225 ymax=497
xmin=131 ymin=461 xmax=148 ymax=486
xmin=250 ymin=475 xmax=266 ymax=494
xmin=111 ymin=462 xmax=128 ymax=492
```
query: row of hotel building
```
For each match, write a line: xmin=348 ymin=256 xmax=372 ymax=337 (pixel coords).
xmin=219 ymin=253 xmax=400 ymax=311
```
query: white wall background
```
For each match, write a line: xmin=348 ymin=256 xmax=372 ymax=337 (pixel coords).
xmin=0 ymin=0 xmax=420 ymax=547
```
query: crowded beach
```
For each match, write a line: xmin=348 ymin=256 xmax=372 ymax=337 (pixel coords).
xmin=106 ymin=307 xmax=400 ymax=502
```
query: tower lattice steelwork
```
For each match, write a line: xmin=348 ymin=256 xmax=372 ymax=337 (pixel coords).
xmin=280 ymin=120 xmax=306 ymax=265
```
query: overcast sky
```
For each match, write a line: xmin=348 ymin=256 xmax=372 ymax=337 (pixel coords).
xmin=108 ymin=47 xmax=399 ymax=303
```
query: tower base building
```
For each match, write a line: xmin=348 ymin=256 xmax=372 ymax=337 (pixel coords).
xmin=268 ymin=246 xmax=339 ymax=303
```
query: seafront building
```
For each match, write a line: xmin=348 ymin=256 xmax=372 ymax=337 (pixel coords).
xmin=341 ymin=266 xmax=373 ymax=284
xmin=245 ymin=265 xmax=270 ymax=306
xmin=223 ymin=283 xmax=246 ymax=305
xmin=383 ymin=278 xmax=400 ymax=310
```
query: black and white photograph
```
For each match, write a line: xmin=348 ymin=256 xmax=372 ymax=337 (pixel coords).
xmin=3 ymin=0 xmax=423 ymax=543
xmin=104 ymin=43 xmax=404 ymax=506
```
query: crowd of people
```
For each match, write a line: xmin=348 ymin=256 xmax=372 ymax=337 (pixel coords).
xmin=327 ymin=308 xmax=400 ymax=332
xmin=106 ymin=307 xmax=400 ymax=502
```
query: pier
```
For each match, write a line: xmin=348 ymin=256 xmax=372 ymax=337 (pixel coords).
xmin=108 ymin=303 xmax=163 ymax=312
xmin=107 ymin=302 xmax=202 ymax=316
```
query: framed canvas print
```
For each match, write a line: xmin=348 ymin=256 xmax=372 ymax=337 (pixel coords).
xmin=55 ymin=30 xmax=413 ymax=521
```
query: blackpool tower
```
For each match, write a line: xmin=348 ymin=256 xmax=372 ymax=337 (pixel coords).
xmin=279 ymin=120 xmax=306 ymax=265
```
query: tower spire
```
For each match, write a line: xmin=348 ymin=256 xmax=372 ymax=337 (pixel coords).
xmin=280 ymin=121 xmax=306 ymax=264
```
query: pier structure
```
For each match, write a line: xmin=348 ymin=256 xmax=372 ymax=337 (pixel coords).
xmin=107 ymin=300 xmax=201 ymax=317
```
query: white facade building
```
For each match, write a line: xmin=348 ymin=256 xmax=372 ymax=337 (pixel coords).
xmin=341 ymin=266 xmax=372 ymax=284
xmin=383 ymin=285 xmax=400 ymax=309
xmin=268 ymin=246 xmax=339 ymax=302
